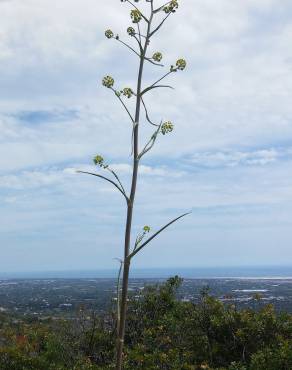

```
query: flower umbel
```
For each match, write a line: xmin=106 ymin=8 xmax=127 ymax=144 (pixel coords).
xmin=122 ymin=88 xmax=134 ymax=98
xmin=105 ymin=29 xmax=114 ymax=39
xmin=161 ymin=121 xmax=174 ymax=135
xmin=163 ymin=0 xmax=178 ymax=14
xmin=176 ymin=58 xmax=186 ymax=71
xmin=127 ymin=27 xmax=136 ymax=36
xmin=102 ymin=76 xmax=114 ymax=88
xmin=153 ymin=52 xmax=163 ymax=62
xmin=93 ymin=155 xmax=104 ymax=167
xmin=131 ymin=9 xmax=142 ymax=23
xmin=143 ymin=226 xmax=151 ymax=233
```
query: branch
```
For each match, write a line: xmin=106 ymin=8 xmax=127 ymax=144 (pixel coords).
xmin=141 ymin=97 xmax=159 ymax=127
xmin=133 ymin=231 xmax=146 ymax=253
xmin=141 ymin=70 xmax=174 ymax=95
xmin=138 ymin=123 xmax=162 ymax=159
xmin=133 ymin=35 xmax=143 ymax=54
xmin=149 ymin=12 xmax=172 ymax=37
xmin=153 ymin=1 xmax=172 ymax=14
xmin=136 ymin=22 xmax=142 ymax=45
xmin=106 ymin=167 xmax=127 ymax=196
xmin=77 ymin=171 xmax=129 ymax=202
xmin=114 ymin=258 xmax=123 ymax=334
xmin=129 ymin=212 xmax=191 ymax=258
xmin=145 ymin=58 xmax=164 ymax=67
xmin=141 ymin=84 xmax=174 ymax=96
xmin=116 ymin=38 xmax=141 ymax=59
xmin=111 ymin=88 xmax=135 ymax=124
xmin=116 ymin=37 xmax=163 ymax=67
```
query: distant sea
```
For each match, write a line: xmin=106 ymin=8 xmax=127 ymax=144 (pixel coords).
xmin=0 ymin=266 xmax=292 ymax=279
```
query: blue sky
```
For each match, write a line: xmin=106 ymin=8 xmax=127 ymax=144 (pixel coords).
xmin=1 ymin=0 xmax=292 ymax=273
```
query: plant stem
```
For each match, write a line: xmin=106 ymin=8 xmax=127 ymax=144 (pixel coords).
xmin=115 ymin=10 xmax=153 ymax=370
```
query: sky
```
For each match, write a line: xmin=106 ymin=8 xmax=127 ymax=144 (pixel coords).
xmin=1 ymin=0 xmax=292 ymax=273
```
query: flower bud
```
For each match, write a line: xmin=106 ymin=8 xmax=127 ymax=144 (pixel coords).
xmin=143 ymin=226 xmax=151 ymax=233
xmin=163 ymin=0 xmax=178 ymax=14
xmin=105 ymin=29 xmax=114 ymax=39
xmin=102 ymin=75 xmax=114 ymax=88
xmin=122 ymin=87 xmax=134 ymax=98
xmin=153 ymin=52 xmax=163 ymax=62
xmin=161 ymin=121 xmax=174 ymax=135
xmin=131 ymin=9 xmax=142 ymax=23
xmin=127 ymin=27 xmax=136 ymax=36
xmin=93 ymin=155 xmax=104 ymax=167
xmin=176 ymin=58 xmax=186 ymax=71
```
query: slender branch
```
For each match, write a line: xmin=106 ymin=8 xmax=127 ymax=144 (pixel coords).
xmin=145 ymin=58 xmax=164 ymax=67
xmin=77 ymin=171 xmax=129 ymax=202
xmin=133 ymin=231 xmax=146 ymax=253
xmin=116 ymin=37 xmax=163 ymax=66
xmin=129 ymin=212 xmax=191 ymax=258
xmin=150 ymin=0 xmax=154 ymax=13
xmin=151 ymin=70 xmax=173 ymax=85
xmin=137 ymin=22 xmax=142 ymax=45
xmin=141 ymin=97 xmax=159 ymax=127
xmin=106 ymin=167 xmax=127 ymax=196
xmin=141 ymin=84 xmax=174 ymax=96
xmin=111 ymin=88 xmax=135 ymax=124
xmin=133 ymin=35 xmax=143 ymax=54
xmin=116 ymin=38 xmax=141 ymax=58
xmin=114 ymin=258 xmax=123 ymax=335
xmin=138 ymin=123 xmax=162 ymax=159
xmin=149 ymin=12 xmax=172 ymax=37
xmin=153 ymin=1 xmax=172 ymax=14
xmin=141 ymin=70 xmax=175 ymax=95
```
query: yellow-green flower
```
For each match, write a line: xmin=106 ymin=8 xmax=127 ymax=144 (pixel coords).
xmin=176 ymin=58 xmax=186 ymax=71
xmin=102 ymin=75 xmax=114 ymax=88
xmin=161 ymin=121 xmax=174 ymax=135
xmin=127 ymin=27 xmax=136 ymax=36
xmin=131 ymin=9 xmax=142 ymax=23
xmin=163 ymin=0 xmax=178 ymax=14
xmin=93 ymin=155 xmax=104 ymax=167
xmin=143 ymin=226 xmax=151 ymax=233
xmin=153 ymin=52 xmax=163 ymax=62
xmin=122 ymin=87 xmax=134 ymax=98
xmin=105 ymin=29 xmax=114 ymax=39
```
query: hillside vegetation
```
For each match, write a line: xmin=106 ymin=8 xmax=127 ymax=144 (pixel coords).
xmin=0 ymin=277 xmax=292 ymax=369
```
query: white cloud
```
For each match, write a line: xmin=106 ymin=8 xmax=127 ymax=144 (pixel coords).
xmin=191 ymin=148 xmax=283 ymax=168
xmin=1 ymin=0 xmax=292 ymax=270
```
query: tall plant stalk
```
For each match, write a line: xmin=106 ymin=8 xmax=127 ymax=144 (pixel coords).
xmin=79 ymin=1 xmax=188 ymax=369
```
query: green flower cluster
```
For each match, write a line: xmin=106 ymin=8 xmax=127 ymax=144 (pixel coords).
xmin=105 ymin=29 xmax=114 ymax=39
xmin=127 ymin=27 xmax=136 ymax=36
xmin=131 ymin=9 xmax=142 ymax=23
xmin=163 ymin=0 xmax=178 ymax=13
xmin=102 ymin=76 xmax=114 ymax=88
xmin=93 ymin=155 xmax=104 ymax=167
xmin=161 ymin=121 xmax=174 ymax=135
xmin=176 ymin=58 xmax=186 ymax=70
xmin=122 ymin=87 xmax=134 ymax=98
xmin=153 ymin=52 xmax=163 ymax=62
xmin=143 ymin=226 xmax=151 ymax=233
